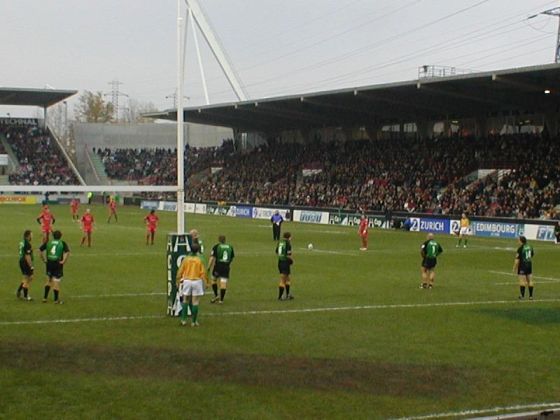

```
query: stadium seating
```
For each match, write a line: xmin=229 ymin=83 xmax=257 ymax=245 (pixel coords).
xmin=95 ymin=139 xmax=234 ymax=186
xmin=96 ymin=134 xmax=559 ymax=219
xmin=0 ymin=124 xmax=80 ymax=185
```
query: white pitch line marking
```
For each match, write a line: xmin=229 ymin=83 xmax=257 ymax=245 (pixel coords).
xmin=2 ymin=298 xmax=560 ymax=326
xmin=298 ymin=248 xmax=362 ymax=256
xmin=2 ymin=292 xmax=166 ymax=302
xmin=489 ymin=271 xmax=560 ymax=283
xmin=394 ymin=402 xmax=560 ymax=419
xmin=0 ymin=315 xmax=163 ymax=326
xmin=71 ymin=292 xmax=166 ymax=299
xmin=0 ymin=251 xmax=162 ymax=259
xmin=256 ymin=225 xmax=349 ymax=234
xmin=206 ymin=298 xmax=560 ymax=317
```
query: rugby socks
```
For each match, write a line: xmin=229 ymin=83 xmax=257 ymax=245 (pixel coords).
xmin=191 ymin=305 xmax=199 ymax=323
xmin=220 ymin=288 xmax=226 ymax=302
xmin=23 ymin=287 xmax=28 ymax=299
xmin=529 ymin=286 xmax=534 ymax=298
xmin=212 ymin=283 xmax=218 ymax=297
xmin=44 ymin=285 xmax=50 ymax=299
xmin=285 ymin=284 xmax=291 ymax=297
xmin=519 ymin=286 xmax=526 ymax=298
xmin=278 ymin=286 xmax=284 ymax=300
xmin=180 ymin=302 xmax=188 ymax=322
xmin=17 ymin=283 xmax=24 ymax=295
xmin=53 ymin=290 xmax=59 ymax=302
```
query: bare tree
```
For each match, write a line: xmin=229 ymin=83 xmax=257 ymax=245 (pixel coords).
xmin=46 ymin=103 xmax=65 ymax=138
xmin=74 ymin=91 xmax=114 ymax=123
xmin=124 ymin=98 xmax=158 ymax=123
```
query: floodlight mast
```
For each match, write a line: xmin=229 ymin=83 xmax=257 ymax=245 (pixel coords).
xmin=185 ymin=0 xmax=248 ymax=101
xmin=529 ymin=6 xmax=560 ymax=63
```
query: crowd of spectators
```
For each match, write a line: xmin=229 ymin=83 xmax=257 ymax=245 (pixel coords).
xmin=96 ymin=139 xmax=235 ymax=186
xmin=1 ymin=124 xmax=80 ymax=185
xmin=97 ymin=134 xmax=559 ymax=219
xmin=97 ymin=147 xmax=177 ymax=184
xmin=440 ymin=135 xmax=560 ymax=219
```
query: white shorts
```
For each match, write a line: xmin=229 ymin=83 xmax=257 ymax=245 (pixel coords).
xmin=180 ymin=279 xmax=204 ymax=297
xmin=459 ymin=227 xmax=471 ymax=235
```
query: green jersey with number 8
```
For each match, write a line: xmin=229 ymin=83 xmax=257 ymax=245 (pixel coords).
xmin=212 ymin=243 xmax=234 ymax=264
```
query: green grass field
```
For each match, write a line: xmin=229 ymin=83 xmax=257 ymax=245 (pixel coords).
xmin=1 ymin=204 xmax=559 ymax=419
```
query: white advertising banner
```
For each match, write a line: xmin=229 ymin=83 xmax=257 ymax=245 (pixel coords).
xmin=523 ymin=224 xmax=555 ymax=242
xmin=251 ymin=207 xmax=290 ymax=220
xmin=293 ymin=209 xmax=329 ymax=224
xmin=194 ymin=203 xmax=207 ymax=214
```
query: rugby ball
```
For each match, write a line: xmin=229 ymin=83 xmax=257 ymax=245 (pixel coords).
xmin=307 ymin=243 xmax=314 ymax=250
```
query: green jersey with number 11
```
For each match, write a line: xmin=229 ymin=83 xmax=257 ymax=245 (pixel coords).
xmin=277 ymin=239 xmax=292 ymax=261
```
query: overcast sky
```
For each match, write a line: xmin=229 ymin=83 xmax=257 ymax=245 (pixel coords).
xmin=1 ymin=0 xmax=559 ymax=118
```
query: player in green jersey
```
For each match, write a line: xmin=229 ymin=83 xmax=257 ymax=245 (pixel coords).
xmin=420 ymin=233 xmax=443 ymax=289
xmin=276 ymin=232 xmax=294 ymax=300
xmin=208 ymin=235 xmax=235 ymax=304
xmin=39 ymin=230 xmax=70 ymax=304
xmin=16 ymin=230 xmax=34 ymax=301
xmin=514 ymin=236 xmax=535 ymax=300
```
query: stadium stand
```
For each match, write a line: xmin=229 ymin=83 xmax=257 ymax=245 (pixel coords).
xmin=0 ymin=124 xmax=80 ymax=185
xmin=95 ymin=134 xmax=559 ymax=219
xmin=95 ymin=139 xmax=235 ymax=185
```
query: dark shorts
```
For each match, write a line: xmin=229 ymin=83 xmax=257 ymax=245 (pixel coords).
xmin=518 ymin=263 xmax=532 ymax=276
xmin=422 ymin=257 xmax=437 ymax=270
xmin=46 ymin=260 xmax=64 ymax=279
xmin=213 ymin=262 xmax=230 ymax=279
xmin=19 ymin=260 xmax=33 ymax=276
xmin=278 ymin=259 xmax=292 ymax=275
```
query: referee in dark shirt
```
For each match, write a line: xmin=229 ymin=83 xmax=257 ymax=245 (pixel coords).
xmin=271 ymin=210 xmax=284 ymax=241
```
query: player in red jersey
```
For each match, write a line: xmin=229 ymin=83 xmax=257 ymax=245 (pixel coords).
xmin=358 ymin=214 xmax=368 ymax=251
xmin=70 ymin=198 xmax=80 ymax=221
xmin=36 ymin=205 xmax=55 ymax=243
xmin=144 ymin=210 xmax=159 ymax=245
xmin=80 ymin=208 xmax=95 ymax=247
xmin=107 ymin=197 xmax=118 ymax=223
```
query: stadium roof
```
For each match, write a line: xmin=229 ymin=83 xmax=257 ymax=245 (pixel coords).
xmin=146 ymin=63 xmax=560 ymax=131
xmin=0 ymin=87 xmax=77 ymax=108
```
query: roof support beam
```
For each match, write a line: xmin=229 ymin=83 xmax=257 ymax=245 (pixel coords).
xmin=358 ymin=91 xmax=444 ymax=117
xmin=302 ymin=97 xmax=387 ymax=121
xmin=418 ymin=85 xmax=501 ymax=107
xmin=492 ymin=74 xmax=552 ymax=93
